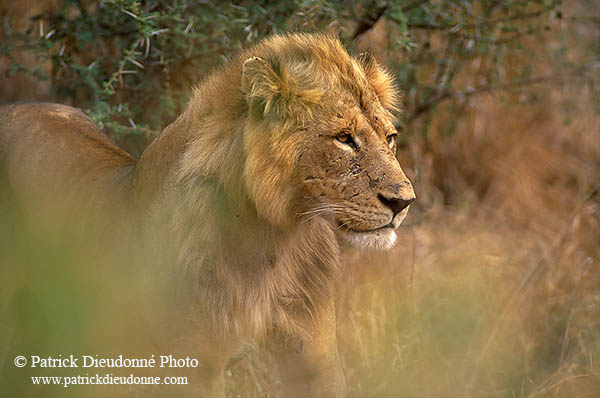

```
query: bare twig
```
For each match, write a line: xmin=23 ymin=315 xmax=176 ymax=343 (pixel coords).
xmin=527 ymin=373 xmax=591 ymax=397
xmin=399 ymin=9 xmax=549 ymax=31
xmin=569 ymin=16 xmax=600 ymax=27
xmin=352 ymin=5 xmax=387 ymax=40
xmin=406 ymin=63 xmax=600 ymax=123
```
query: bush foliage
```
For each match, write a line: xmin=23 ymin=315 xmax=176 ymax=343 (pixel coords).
xmin=1 ymin=0 xmax=579 ymax=152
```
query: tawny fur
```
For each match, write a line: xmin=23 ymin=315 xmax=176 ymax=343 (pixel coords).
xmin=0 ymin=102 xmax=136 ymax=210
xmin=132 ymin=34 xmax=414 ymax=340
xmin=0 ymin=33 xmax=415 ymax=397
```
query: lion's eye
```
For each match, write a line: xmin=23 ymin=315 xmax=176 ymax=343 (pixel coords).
xmin=386 ymin=134 xmax=397 ymax=148
xmin=335 ymin=133 xmax=353 ymax=145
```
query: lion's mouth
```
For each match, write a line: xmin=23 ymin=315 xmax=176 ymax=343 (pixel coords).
xmin=338 ymin=207 xmax=409 ymax=233
xmin=344 ymin=223 xmax=394 ymax=234
xmin=333 ymin=208 xmax=410 ymax=251
xmin=337 ymin=222 xmax=398 ymax=251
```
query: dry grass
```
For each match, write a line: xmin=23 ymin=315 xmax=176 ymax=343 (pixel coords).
xmin=222 ymin=82 xmax=600 ymax=397
xmin=2 ymin=64 xmax=599 ymax=398
xmin=2 ymin=99 xmax=598 ymax=398
xmin=1 ymin=2 xmax=599 ymax=396
xmin=333 ymin=88 xmax=600 ymax=397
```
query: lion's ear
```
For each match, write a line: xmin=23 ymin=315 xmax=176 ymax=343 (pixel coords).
xmin=241 ymin=56 xmax=322 ymax=120
xmin=357 ymin=52 xmax=401 ymax=112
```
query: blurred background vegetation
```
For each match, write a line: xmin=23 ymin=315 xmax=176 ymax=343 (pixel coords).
xmin=1 ymin=0 xmax=599 ymax=397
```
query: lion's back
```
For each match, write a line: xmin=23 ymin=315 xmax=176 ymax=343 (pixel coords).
xmin=0 ymin=103 xmax=137 ymax=211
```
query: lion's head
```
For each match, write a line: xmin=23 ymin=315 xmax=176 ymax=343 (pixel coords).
xmin=239 ymin=34 xmax=415 ymax=250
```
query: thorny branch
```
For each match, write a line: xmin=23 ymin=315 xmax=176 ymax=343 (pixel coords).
xmin=406 ymin=62 xmax=600 ymax=123
xmin=398 ymin=8 xmax=551 ymax=31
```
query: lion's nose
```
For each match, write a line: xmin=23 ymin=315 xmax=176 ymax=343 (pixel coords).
xmin=377 ymin=192 xmax=415 ymax=217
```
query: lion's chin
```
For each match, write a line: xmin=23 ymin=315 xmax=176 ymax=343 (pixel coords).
xmin=342 ymin=228 xmax=397 ymax=251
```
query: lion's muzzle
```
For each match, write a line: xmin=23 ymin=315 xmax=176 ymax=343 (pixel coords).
xmin=376 ymin=178 xmax=416 ymax=227
xmin=377 ymin=192 xmax=414 ymax=218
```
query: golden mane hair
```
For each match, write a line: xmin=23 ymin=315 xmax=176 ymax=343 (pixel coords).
xmin=132 ymin=34 xmax=404 ymax=339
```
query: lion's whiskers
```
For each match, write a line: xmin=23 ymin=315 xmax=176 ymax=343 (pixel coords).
xmin=298 ymin=204 xmax=345 ymax=216
xmin=337 ymin=220 xmax=352 ymax=231
xmin=298 ymin=204 xmax=346 ymax=224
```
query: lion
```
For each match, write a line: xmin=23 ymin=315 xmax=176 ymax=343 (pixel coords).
xmin=0 ymin=33 xmax=415 ymax=397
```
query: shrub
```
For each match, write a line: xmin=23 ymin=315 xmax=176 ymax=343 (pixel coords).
xmin=1 ymin=0 xmax=577 ymax=156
